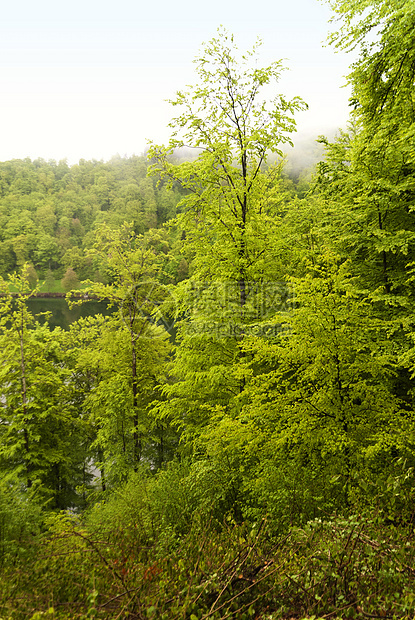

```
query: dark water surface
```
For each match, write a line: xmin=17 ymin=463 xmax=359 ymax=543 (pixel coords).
xmin=27 ymin=297 xmax=115 ymax=330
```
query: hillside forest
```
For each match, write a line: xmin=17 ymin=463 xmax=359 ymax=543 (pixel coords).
xmin=1 ymin=0 xmax=415 ymax=618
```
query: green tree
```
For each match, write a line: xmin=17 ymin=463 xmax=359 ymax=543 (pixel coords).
xmin=240 ymin=259 xmax=409 ymax=518
xmin=34 ymin=203 xmax=57 ymax=236
xmin=0 ymin=266 xmax=81 ymax=507
xmin=318 ymin=0 xmax=415 ymax=301
xmin=33 ymin=233 xmax=60 ymax=273
xmin=24 ymin=263 xmax=39 ymax=290
xmin=314 ymin=0 xmax=415 ymax=413
xmin=43 ymin=268 xmax=56 ymax=290
xmin=61 ymin=267 xmax=79 ymax=292
xmin=149 ymin=28 xmax=305 ymax=294
xmin=67 ymin=224 xmax=172 ymax=482
xmin=149 ymin=28 xmax=306 ymax=439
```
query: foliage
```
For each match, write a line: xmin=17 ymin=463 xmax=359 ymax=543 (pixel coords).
xmin=2 ymin=505 xmax=415 ymax=619
xmin=0 ymin=11 xmax=415 ymax=619
xmin=65 ymin=224 xmax=173 ymax=484
xmin=149 ymin=29 xmax=306 ymax=444
xmin=318 ymin=0 xmax=415 ymax=304
xmin=149 ymin=27 xmax=306 ymax=285
xmin=0 ymin=155 xmax=184 ymax=281
xmin=61 ymin=267 xmax=79 ymax=292
xmin=0 ymin=266 xmax=85 ymax=508
xmin=314 ymin=0 xmax=415 ymax=458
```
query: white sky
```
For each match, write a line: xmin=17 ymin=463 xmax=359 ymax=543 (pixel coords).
xmin=0 ymin=0 xmax=353 ymax=164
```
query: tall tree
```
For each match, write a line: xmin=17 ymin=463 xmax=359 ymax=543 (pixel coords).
xmin=0 ymin=266 xmax=81 ymax=507
xmin=318 ymin=0 xmax=415 ymax=301
xmin=67 ymin=224 xmax=172 ymax=482
xmin=149 ymin=28 xmax=305 ymax=297
xmin=148 ymin=28 xmax=306 ymax=439
xmin=314 ymin=0 xmax=415 ymax=411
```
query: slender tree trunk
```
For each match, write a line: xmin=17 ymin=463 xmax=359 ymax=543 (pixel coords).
xmin=130 ymin=324 xmax=141 ymax=471
xmin=98 ymin=448 xmax=106 ymax=491
xmin=19 ymin=318 xmax=32 ymax=488
xmin=238 ymin=163 xmax=248 ymax=314
xmin=378 ymin=208 xmax=390 ymax=293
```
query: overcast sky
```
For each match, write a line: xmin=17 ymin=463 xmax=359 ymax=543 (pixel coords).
xmin=0 ymin=0 xmax=353 ymax=164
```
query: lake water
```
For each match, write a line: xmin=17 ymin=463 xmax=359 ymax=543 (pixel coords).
xmin=27 ymin=297 xmax=114 ymax=330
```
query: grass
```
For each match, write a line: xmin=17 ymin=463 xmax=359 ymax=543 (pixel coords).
xmin=38 ymin=279 xmax=66 ymax=293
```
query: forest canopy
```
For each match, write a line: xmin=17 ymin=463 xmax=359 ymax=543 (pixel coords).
xmin=0 ymin=155 xmax=185 ymax=283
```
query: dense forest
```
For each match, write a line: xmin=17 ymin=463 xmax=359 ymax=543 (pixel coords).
xmin=0 ymin=154 xmax=187 ymax=286
xmin=1 ymin=0 xmax=415 ymax=618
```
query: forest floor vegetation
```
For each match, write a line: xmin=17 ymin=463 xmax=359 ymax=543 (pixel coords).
xmin=1 ymin=476 xmax=415 ymax=620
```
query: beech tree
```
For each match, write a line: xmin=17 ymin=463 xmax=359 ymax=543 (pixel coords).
xmin=67 ymin=224 xmax=172 ymax=482
xmin=149 ymin=29 xmax=306 ymax=439
xmin=0 ymin=266 xmax=81 ymax=507
xmin=317 ymin=0 xmax=415 ymax=302
xmin=314 ymin=0 xmax=415 ymax=414
xmin=149 ymin=28 xmax=306 ymax=295
xmin=239 ymin=259 xmax=408 ymax=518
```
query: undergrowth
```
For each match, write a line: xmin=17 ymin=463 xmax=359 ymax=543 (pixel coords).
xmin=1 ymin=508 xmax=415 ymax=620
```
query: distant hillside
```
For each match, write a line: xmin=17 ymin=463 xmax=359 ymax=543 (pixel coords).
xmin=0 ymin=155 xmax=184 ymax=280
